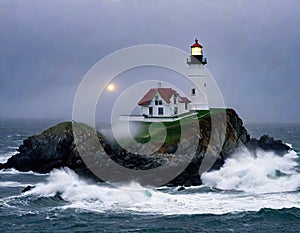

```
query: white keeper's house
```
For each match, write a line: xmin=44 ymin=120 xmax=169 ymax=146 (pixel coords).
xmin=138 ymin=87 xmax=191 ymax=118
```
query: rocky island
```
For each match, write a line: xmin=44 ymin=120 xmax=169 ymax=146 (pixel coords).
xmin=0 ymin=109 xmax=291 ymax=187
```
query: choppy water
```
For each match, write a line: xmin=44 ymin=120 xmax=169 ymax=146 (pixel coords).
xmin=0 ymin=119 xmax=299 ymax=232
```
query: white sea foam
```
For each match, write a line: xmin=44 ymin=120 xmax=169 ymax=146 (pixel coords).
xmin=0 ymin=151 xmax=17 ymax=163
xmin=202 ymin=148 xmax=300 ymax=194
xmin=0 ymin=168 xmax=48 ymax=176
xmin=26 ymin=167 xmax=300 ymax=215
xmin=0 ymin=181 xmax=31 ymax=187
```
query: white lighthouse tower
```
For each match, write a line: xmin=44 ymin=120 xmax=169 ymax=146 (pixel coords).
xmin=186 ymin=39 xmax=209 ymax=111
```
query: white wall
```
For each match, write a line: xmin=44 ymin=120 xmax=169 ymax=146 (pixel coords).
xmin=187 ymin=63 xmax=208 ymax=110
xmin=139 ymin=92 xmax=190 ymax=117
xmin=140 ymin=92 xmax=173 ymax=117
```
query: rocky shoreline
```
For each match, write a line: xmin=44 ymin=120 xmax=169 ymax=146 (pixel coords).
xmin=0 ymin=109 xmax=291 ymax=187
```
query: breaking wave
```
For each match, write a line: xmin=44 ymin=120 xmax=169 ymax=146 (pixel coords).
xmin=24 ymin=165 xmax=300 ymax=215
xmin=0 ymin=151 xmax=17 ymax=163
xmin=202 ymin=148 xmax=300 ymax=194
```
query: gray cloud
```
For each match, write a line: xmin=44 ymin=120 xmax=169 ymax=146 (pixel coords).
xmin=0 ymin=0 xmax=299 ymax=122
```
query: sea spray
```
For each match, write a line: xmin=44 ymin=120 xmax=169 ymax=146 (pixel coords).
xmin=98 ymin=121 xmax=144 ymax=144
xmin=0 ymin=151 xmax=17 ymax=163
xmin=1 ymin=120 xmax=300 ymax=231
xmin=26 ymin=168 xmax=169 ymax=213
xmin=201 ymin=147 xmax=300 ymax=194
xmin=23 ymin=167 xmax=300 ymax=215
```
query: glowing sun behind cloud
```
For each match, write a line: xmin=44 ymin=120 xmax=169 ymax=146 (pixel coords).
xmin=106 ymin=83 xmax=116 ymax=92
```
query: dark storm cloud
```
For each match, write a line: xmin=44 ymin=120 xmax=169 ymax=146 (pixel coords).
xmin=0 ymin=0 xmax=299 ymax=122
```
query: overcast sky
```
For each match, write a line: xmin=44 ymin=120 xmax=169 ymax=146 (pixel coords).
xmin=0 ymin=0 xmax=299 ymax=123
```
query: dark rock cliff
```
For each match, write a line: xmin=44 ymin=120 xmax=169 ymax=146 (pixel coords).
xmin=2 ymin=123 xmax=83 ymax=172
xmin=0 ymin=109 xmax=291 ymax=187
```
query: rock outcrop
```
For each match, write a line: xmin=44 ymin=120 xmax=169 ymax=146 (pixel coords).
xmin=0 ymin=122 xmax=98 ymax=179
xmin=0 ymin=109 xmax=291 ymax=186
xmin=246 ymin=134 xmax=291 ymax=156
xmin=2 ymin=122 xmax=81 ymax=173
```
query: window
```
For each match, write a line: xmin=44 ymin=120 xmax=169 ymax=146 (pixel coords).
xmin=149 ymin=107 xmax=153 ymax=115
xmin=174 ymin=97 xmax=177 ymax=104
xmin=158 ymin=107 xmax=164 ymax=115
xmin=185 ymin=103 xmax=188 ymax=110
xmin=191 ymin=88 xmax=196 ymax=96
xmin=192 ymin=47 xmax=202 ymax=56
xmin=155 ymin=100 xmax=162 ymax=105
xmin=155 ymin=96 xmax=162 ymax=105
xmin=155 ymin=96 xmax=159 ymax=105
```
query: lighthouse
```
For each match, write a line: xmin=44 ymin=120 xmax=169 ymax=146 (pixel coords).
xmin=187 ymin=39 xmax=209 ymax=110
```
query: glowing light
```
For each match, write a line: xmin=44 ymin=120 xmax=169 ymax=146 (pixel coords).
xmin=107 ymin=83 xmax=115 ymax=92
xmin=191 ymin=47 xmax=202 ymax=56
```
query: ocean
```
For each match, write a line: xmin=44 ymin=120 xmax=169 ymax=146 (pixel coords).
xmin=0 ymin=119 xmax=299 ymax=232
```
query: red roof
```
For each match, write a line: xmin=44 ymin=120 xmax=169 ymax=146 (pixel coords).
xmin=157 ymin=88 xmax=176 ymax=104
xmin=180 ymin=97 xmax=191 ymax=103
xmin=138 ymin=89 xmax=156 ymax=106
xmin=191 ymin=39 xmax=203 ymax=48
xmin=138 ymin=88 xmax=191 ymax=106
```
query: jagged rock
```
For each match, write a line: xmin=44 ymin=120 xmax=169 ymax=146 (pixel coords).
xmin=246 ymin=134 xmax=290 ymax=155
xmin=177 ymin=186 xmax=185 ymax=191
xmin=0 ymin=109 xmax=289 ymax=187
xmin=21 ymin=185 xmax=35 ymax=193
xmin=3 ymin=122 xmax=82 ymax=173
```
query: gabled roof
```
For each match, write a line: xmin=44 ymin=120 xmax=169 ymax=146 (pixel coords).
xmin=138 ymin=87 xmax=190 ymax=106
xmin=138 ymin=89 xmax=156 ymax=106
xmin=157 ymin=88 xmax=176 ymax=104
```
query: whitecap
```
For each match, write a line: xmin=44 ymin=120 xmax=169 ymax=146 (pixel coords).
xmin=0 ymin=168 xmax=48 ymax=176
xmin=201 ymin=147 xmax=300 ymax=194
xmin=0 ymin=181 xmax=31 ymax=187
xmin=0 ymin=151 xmax=17 ymax=163
xmin=24 ymin=167 xmax=300 ymax=215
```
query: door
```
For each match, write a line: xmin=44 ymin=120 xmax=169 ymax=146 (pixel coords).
xmin=158 ymin=107 xmax=164 ymax=115
xmin=149 ymin=107 xmax=153 ymax=115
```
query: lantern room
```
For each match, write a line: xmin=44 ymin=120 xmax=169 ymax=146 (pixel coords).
xmin=191 ymin=39 xmax=203 ymax=56
xmin=187 ymin=38 xmax=207 ymax=65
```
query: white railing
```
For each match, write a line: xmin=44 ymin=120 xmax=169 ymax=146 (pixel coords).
xmin=189 ymin=104 xmax=209 ymax=110
xmin=119 ymin=112 xmax=197 ymax=122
